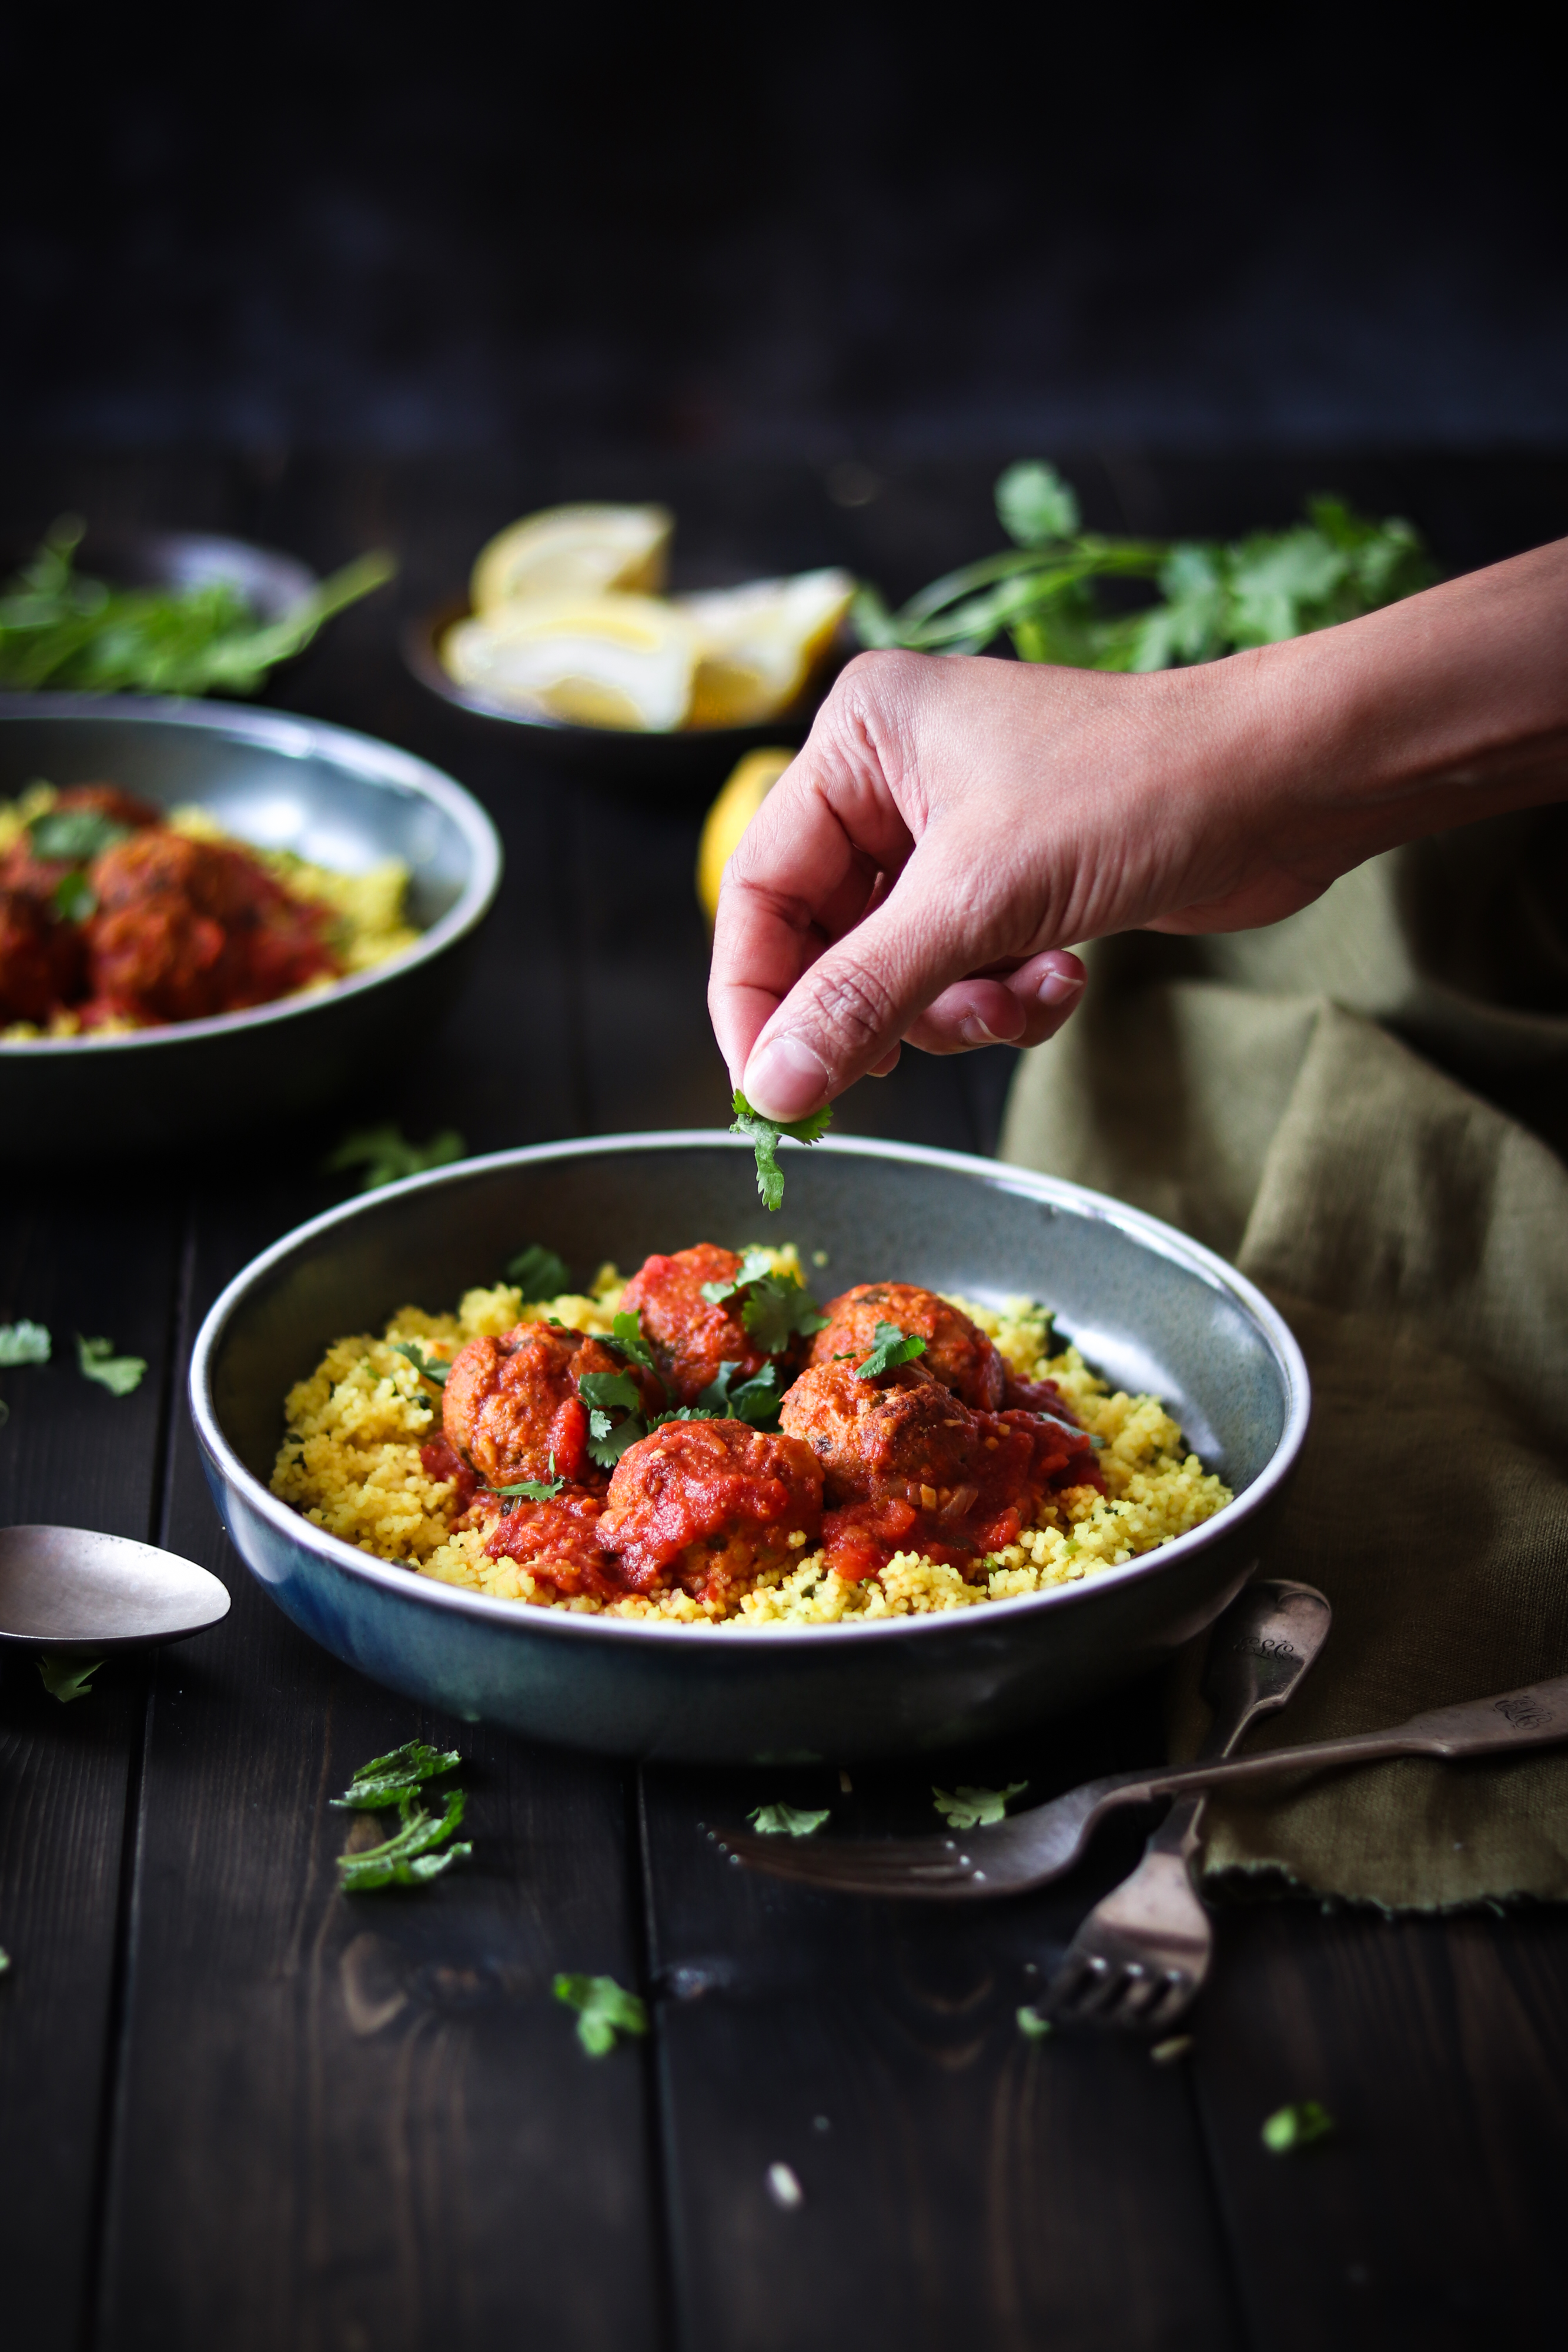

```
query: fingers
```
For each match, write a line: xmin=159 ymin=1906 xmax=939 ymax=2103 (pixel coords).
xmin=902 ymin=951 xmax=1086 ymax=1056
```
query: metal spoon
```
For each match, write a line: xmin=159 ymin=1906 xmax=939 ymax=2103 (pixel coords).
xmin=0 ymin=1525 xmax=230 ymax=1650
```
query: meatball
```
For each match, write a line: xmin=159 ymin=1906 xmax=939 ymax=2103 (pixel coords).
xmin=0 ymin=887 xmax=83 ymax=1024
xmin=618 ymin=1242 xmax=772 ymax=1405
xmin=482 ymin=1486 xmax=623 ymax=1601
xmin=781 ymin=1358 xmax=980 ymax=1504
xmin=0 ymin=783 xmax=158 ymax=897
xmin=442 ymin=1321 xmax=663 ymax=1489
xmin=85 ymin=831 xmax=338 ymax=1023
xmin=808 ymin=1282 xmax=1006 ymax=1411
xmin=597 ymin=1419 xmax=823 ymax=1602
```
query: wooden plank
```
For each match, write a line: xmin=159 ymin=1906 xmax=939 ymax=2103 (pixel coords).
xmin=0 ymin=1171 xmax=183 ymax=2352
xmin=640 ymin=1693 xmax=1243 ymax=2352
xmin=1192 ymin=1903 xmax=1568 ymax=2349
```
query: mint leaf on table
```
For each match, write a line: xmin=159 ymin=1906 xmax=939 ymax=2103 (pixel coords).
xmin=553 ymin=1972 xmax=648 ymax=2056
xmin=748 ymin=1802 xmax=831 ymax=1837
xmin=932 ymin=1782 xmax=1027 ymax=1830
xmin=325 ymin=1124 xmax=466 ymax=1192
xmin=729 ymin=1091 xmax=832 ymax=1214
xmin=329 ymin=1740 xmax=462 ymax=1811
xmin=337 ymin=1790 xmax=471 ymax=1892
xmin=1261 ymin=2100 xmax=1336 ymax=2154
xmin=393 ymin=1341 xmax=449 ymax=1389
xmin=854 ymin=1321 xmax=927 ymax=1381
xmin=76 ymin=1334 xmax=146 ymax=1395
xmin=0 ymin=1321 xmax=51 ymax=1366
xmin=38 ymin=1655 xmax=103 ymax=1703
xmin=505 ymin=1244 xmax=571 ymax=1297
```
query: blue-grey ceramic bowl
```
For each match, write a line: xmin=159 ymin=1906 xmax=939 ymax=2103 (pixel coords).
xmin=0 ymin=697 xmax=502 ymax=1164
xmin=189 ymin=1133 xmax=1310 ymax=1762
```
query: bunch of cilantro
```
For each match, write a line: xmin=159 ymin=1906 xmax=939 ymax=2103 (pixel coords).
xmin=0 ymin=517 xmax=394 ymax=696
xmin=852 ymin=462 xmax=1435 ymax=671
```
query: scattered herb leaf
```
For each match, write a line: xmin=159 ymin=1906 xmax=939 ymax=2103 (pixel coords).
xmin=489 ymin=1454 xmax=566 ymax=1503
xmin=606 ymin=1311 xmax=658 ymax=1372
xmin=730 ymin=1090 xmax=833 ymax=1213
xmin=1017 ymin=2004 xmax=1054 ymax=2040
xmin=690 ymin=1358 xmax=784 ymax=1427
xmin=578 ymin=1368 xmax=650 ymax=1468
xmin=854 ymin=1321 xmax=928 ymax=1381
xmin=0 ymin=1320 xmax=51 ymax=1366
xmin=506 ymin=1243 xmax=571 ymax=1297
xmin=337 ymin=1790 xmax=471 ymax=1892
xmin=50 ymin=870 xmax=98 ymax=921
xmin=326 ymin=1124 xmax=466 ymax=1192
xmin=27 ymin=806 xmax=132 ymax=862
xmin=553 ymin=1972 xmax=648 ymax=2056
xmin=701 ymin=1250 xmax=828 ymax=1355
xmin=932 ymin=1782 xmax=1027 ymax=1830
xmin=0 ymin=1949 xmax=9 ymax=1975
xmin=748 ymin=1802 xmax=831 ymax=1837
xmin=38 ymin=1654 xmax=102 ymax=1703
xmin=76 ymin=1334 xmax=146 ymax=1395
xmin=329 ymin=1740 xmax=462 ymax=1811
xmin=393 ymin=1340 xmax=449 ymax=1389
xmin=1151 ymin=2035 xmax=1195 ymax=2065
xmin=1261 ymin=2100 xmax=1336 ymax=2154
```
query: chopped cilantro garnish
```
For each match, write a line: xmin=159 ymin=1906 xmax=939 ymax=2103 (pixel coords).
xmin=606 ymin=1310 xmax=658 ymax=1372
xmin=38 ymin=1654 xmax=102 ymax=1703
xmin=330 ymin=1739 xmax=461 ymax=1810
xmin=730 ymin=1090 xmax=833 ymax=1212
xmin=337 ymin=1790 xmax=471 ymax=1892
xmin=1017 ymin=2005 xmax=1054 ymax=2040
xmin=932 ymin=1782 xmax=1027 ymax=1829
xmin=577 ymin=1369 xmax=649 ymax=1468
xmin=0 ymin=1320 xmax=51 ymax=1366
xmin=854 ymin=1321 xmax=927 ymax=1381
xmin=28 ymin=806 xmax=132 ymax=862
xmin=51 ymin=870 xmax=98 ymax=922
xmin=1261 ymin=2101 xmax=1336 ymax=2154
xmin=326 ymin=1123 xmax=466 ymax=1193
xmin=393 ymin=1341 xmax=449 ymax=1389
xmin=76 ymin=1334 xmax=146 ymax=1395
xmin=553 ymin=1972 xmax=648 ymax=2056
xmin=748 ymin=1802 xmax=831 ymax=1837
xmin=696 ymin=1358 xmax=784 ymax=1426
xmin=489 ymin=1453 xmax=566 ymax=1502
xmin=506 ymin=1243 xmax=571 ymax=1296
xmin=700 ymin=1248 xmax=827 ymax=1355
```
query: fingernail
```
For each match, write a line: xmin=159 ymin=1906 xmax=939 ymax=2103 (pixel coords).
xmin=743 ymin=1033 xmax=831 ymax=1121
xmin=959 ymin=1014 xmax=1008 ymax=1047
xmin=1037 ymin=967 xmax=1085 ymax=1008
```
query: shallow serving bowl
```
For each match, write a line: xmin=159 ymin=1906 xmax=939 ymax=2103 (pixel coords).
xmin=0 ymin=696 xmax=502 ymax=1165
xmin=190 ymin=1133 xmax=1310 ymax=1764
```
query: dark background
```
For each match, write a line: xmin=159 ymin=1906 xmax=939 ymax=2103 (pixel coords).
xmin=8 ymin=7 xmax=1564 ymax=467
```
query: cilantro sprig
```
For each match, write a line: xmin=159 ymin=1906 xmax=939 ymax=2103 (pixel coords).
xmin=38 ymin=1655 xmax=102 ymax=1703
xmin=489 ymin=1453 xmax=566 ymax=1503
xmin=699 ymin=1247 xmax=828 ymax=1355
xmin=730 ymin=1091 xmax=833 ymax=1213
xmin=0 ymin=1321 xmax=51 ymax=1367
xmin=506 ymin=1244 xmax=571 ymax=1297
xmin=604 ymin=1311 xmax=659 ymax=1372
xmin=76 ymin=1334 xmax=146 ymax=1396
xmin=577 ymin=1369 xmax=651 ymax=1469
xmin=393 ymin=1341 xmax=450 ymax=1389
xmin=748 ymin=1802 xmax=830 ymax=1837
xmin=28 ymin=806 xmax=132 ymax=862
xmin=553 ymin=1972 xmax=648 ymax=2056
xmin=329 ymin=1740 xmax=460 ymax=1810
xmin=932 ymin=1782 xmax=1027 ymax=1830
xmin=326 ymin=1124 xmax=466 ymax=1193
xmin=854 ymin=1321 xmax=927 ymax=1381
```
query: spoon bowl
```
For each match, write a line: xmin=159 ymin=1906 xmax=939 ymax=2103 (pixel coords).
xmin=0 ymin=1526 xmax=231 ymax=1651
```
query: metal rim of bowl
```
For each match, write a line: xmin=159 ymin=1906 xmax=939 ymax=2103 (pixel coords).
xmin=189 ymin=1130 xmax=1313 ymax=1650
xmin=0 ymin=691 xmax=503 ymax=1058
xmin=401 ymin=599 xmax=830 ymax=744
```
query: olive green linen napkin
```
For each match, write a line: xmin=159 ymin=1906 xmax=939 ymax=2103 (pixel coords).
xmin=999 ymin=806 xmax=1568 ymax=1907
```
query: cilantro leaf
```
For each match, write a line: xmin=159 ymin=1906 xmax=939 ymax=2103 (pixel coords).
xmin=553 ymin=1972 xmax=648 ymax=2056
xmin=330 ymin=1740 xmax=462 ymax=1810
xmin=730 ymin=1090 xmax=833 ymax=1213
xmin=325 ymin=1124 xmax=466 ymax=1193
xmin=38 ymin=1654 xmax=102 ymax=1703
xmin=27 ymin=806 xmax=132 ymax=862
xmin=0 ymin=1949 xmax=9 ymax=1975
xmin=748 ymin=1802 xmax=831 ymax=1837
xmin=1261 ymin=2100 xmax=1336 ymax=2154
xmin=696 ymin=1358 xmax=785 ymax=1426
xmin=854 ymin=1321 xmax=927 ymax=1381
xmin=489 ymin=1452 xmax=566 ymax=1502
xmin=700 ymin=1250 xmax=827 ymax=1356
xmin=51 ymin=870 xmax=98 ymax=922
xmin=931 ymin=1782 xmax=1027 ymax=1830
xmin=76 ymin=1334 xmax=146 ymax=1396
xmin=606 ymin=1311 xmax=658 ymax=1373
xmin=0 ymin=1320 xmax=51 ymax=1366
xmin=577 ymin=1369 xmax=648 ymax=1468
xmin=1017 ymin=2004 xmax=1054 ymax=2040
xmin=995 ymin=460 xmax=1081 ymax=548
xmin=506 ymin=1243 xmax=571 ymax=1297
xmin=393 ymin=1341 xmax=449 ymax=1389
xmin=337 ymin=1789 xmax=470 ymax=1892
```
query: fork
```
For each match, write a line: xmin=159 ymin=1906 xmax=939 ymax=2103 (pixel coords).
xmin=721 ymin=1669 xmax=1568 ymax=1899
xmin=1041 ymin=1577 xmax=1331 ymax=2033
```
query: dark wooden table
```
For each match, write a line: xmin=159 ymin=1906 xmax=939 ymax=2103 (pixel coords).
xmin=4 ymin=450 xmax=1567 ymax=2352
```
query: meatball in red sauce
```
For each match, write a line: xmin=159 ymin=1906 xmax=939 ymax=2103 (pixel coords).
xmin=780 ymin=1357 xmax=1101 ymax=1582
xmin=597 ymin=1419 xmax=823 ymax=1605
xmin=618 ymin=1243 xmax=773 ymax=1405
xmin=482 ymin=1485 xmax=624 ymax=1601
xmin=808 ymin=1282 xmax=1007 ymax=1411
xmin=0 ymin=887 xmax=86 ymax=1023
xmin=442 ymin=1321 xmax=663 ymax=1489
xmin=85 ymin=831 xmax=339 ymax=1024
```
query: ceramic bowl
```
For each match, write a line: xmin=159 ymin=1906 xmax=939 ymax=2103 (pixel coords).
xmin=189 ymin=1132 xmax=1310 ymax=1763
xmin=0 ymin=696 xmax=502 ymax=1165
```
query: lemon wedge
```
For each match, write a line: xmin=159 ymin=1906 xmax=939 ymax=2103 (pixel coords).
xmin=442 ymin=596 xmax=698 ymax=731
xmin=680 ymin=569 xmax=855 ymax=727
xmin=696 ymin=747 xmax=794 ymax=921
xmin=470 ymin=505 xmax=673 ymax=616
